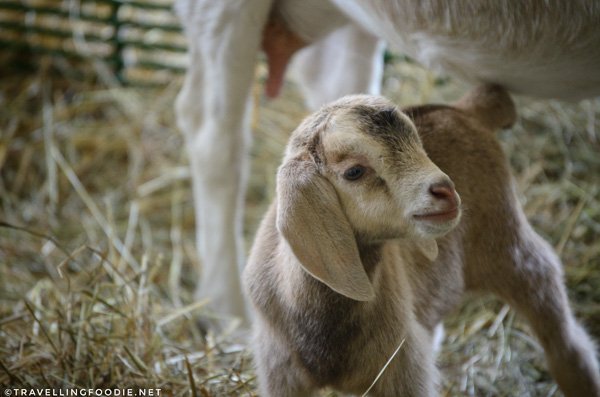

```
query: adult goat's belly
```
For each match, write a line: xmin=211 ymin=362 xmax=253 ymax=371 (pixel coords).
xmin=396 ymin=31 xmax=600 ymax=101
xmin=332 ymin=0 xmax=600 ymax=100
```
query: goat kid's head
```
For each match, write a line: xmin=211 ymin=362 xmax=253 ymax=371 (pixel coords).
xmin=276 ymin=95 xmax=461 ymax=301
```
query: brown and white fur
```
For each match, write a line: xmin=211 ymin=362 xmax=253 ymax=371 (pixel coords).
xmin=244 ymin=85 xmax=600 ymax=397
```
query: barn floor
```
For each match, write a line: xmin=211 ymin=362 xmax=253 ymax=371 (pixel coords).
xmin=1 ymin=56 xmax=599 ymax=396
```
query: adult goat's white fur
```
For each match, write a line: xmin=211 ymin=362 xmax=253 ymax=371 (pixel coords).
xmin=174 ymin=0 xmax=600 ymax=324
xmin=244 ymin=86 xmax=600 ymax=397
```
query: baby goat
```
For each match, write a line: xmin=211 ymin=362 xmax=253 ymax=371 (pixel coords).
xmin=244 ymin=85 xmax=600 ymax=397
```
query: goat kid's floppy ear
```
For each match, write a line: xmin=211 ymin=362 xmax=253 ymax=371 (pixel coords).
xmin=276 ymin=160 xmax=375 ymax=301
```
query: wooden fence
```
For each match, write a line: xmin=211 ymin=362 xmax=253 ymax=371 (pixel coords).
xmin=0 ymin=0 xmax=188 ymax=85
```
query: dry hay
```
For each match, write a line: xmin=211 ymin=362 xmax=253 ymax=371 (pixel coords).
xmin=0 ymin=53 xmax=599 ymax=396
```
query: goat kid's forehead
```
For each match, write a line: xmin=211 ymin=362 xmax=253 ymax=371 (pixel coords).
xmin=286 ymin=99 xmax=421 ymax=164
xmin=322 ymin=116 xmax=386 ymax=162
xmin=349 ymin=104 xmax=417 ymax=144
xmin=325 ymin=108 xmax=422 ymax=163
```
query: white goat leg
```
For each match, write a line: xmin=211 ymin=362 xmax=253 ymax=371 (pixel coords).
xmin=290 ymin=23 xmax=385 ymax=110
xmin=175 ymin=0 xmax=272 ymax=325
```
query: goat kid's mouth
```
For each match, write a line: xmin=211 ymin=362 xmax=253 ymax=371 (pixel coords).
xmin=413 ymin=207 xmax=460 ymax=223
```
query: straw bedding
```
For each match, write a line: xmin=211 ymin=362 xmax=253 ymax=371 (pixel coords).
xmin=0 ymin=52 xmax=599 ymax=396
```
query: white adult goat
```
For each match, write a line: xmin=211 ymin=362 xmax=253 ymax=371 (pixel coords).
xmin=174 ymin=0 xmax=600 ymax=323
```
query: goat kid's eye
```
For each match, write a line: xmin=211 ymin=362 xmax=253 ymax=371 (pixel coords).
xmin=343 ymin=165 xmax=366 ymax=181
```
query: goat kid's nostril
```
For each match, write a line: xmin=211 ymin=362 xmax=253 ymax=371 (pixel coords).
xmin=429 ymin=181 xmax=457 ymax=205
